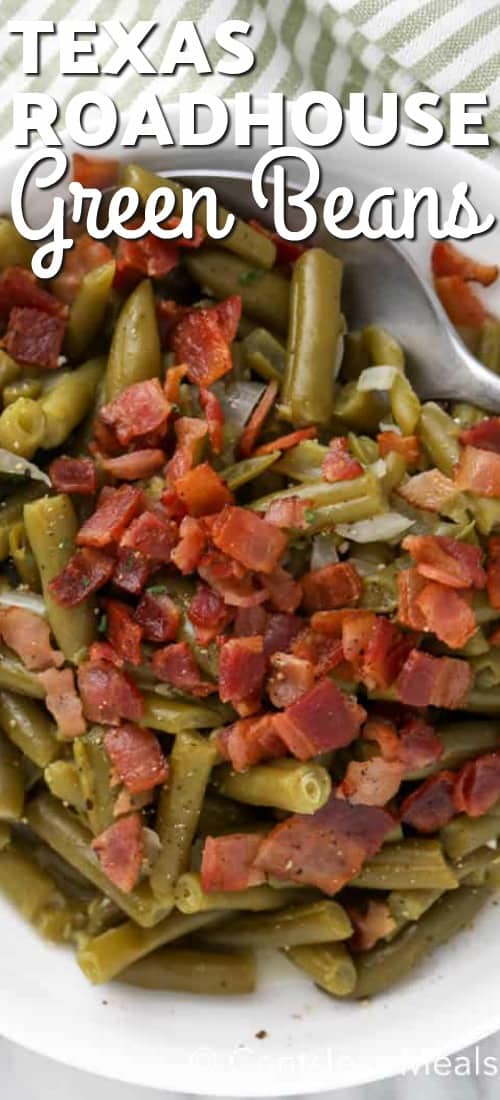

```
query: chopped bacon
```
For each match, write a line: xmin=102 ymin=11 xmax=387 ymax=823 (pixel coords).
xmin=362 ymin=617 xmax=414 ymax=689
xmin=254 ymin=795 xmax=394 ymax=894
xmin=396 ymin=649 xmax=472 ymax=709
xmin=3 ymin=307 xmax=65 ymax=369
xmin=52 ymin=235 xmax=113 ymax=304
xmin=348 ymin=899 xmax=396 ymax=952
xmin=170 ymin=515 xmax=207 ymax=574
xmin=92 ymin=813 xmax=143 ymax=894
xmin=431 ymin=241 xmax=498 ymax=287
xmin=402 ymin=534 xmax=486 ymax=590
xmin=151 ymin=641 xmax=215 ymax=697
xmin=487 ymin=536 xmax=500 ymax=609
xmin=341 ymin=611 xmax=376 ymax=674
xmin=188 ymin=583 xmax=230 ymax=645
xmin=302 ymin=632 xmax=345 ymax=678
xmin=310 ymin=610 xmax=345 ymax=636
xmin=302 ymin=561 xmax=362 ymax=612
xmin=219 ymin=637 xmax=266 ymax=706
xmin=198 ymin=549 xmax=268 ymax=608
xmin=263 ymin=613 xmax=303 ymax=658
xmin=455 ymin=445 xmax=500 ymax=498
xmin=174 ymin=462 xmax=233 ymax=517
xmin=397 ymin=717 xmax=443 ymax=771
xmin=397 ymin=468 xmax=458 ymax=513
xmin=164 ymin=361 xmax=187 ymax=402
xmin=172 ymin=307 xmax=233 ymax=387
xmin=101 ymin=449 xmax=166 ymax=481
xmin=273 ymin=678 xmax=365 ymax=761
xmin=135 ymin=591 xmax=180 ymax=643
xmin=78 ymin=660 xmax=144 ymax=724
xmin=0 ymin=267 xmax=67 ymax=318
xmin=104 ymin=599 xmax=142 ymax=666
xmin=212 ymin=506 xmax=287 ymax=575
xmin=322 ymin=437 xmax=363 ymax=482
xmin=397 ymin=568 xmax=427 ymax=630
xmin=72 ymin=153 xmax=119 ymax=191
xmin=89 ymin=641 xmax=123 ymax=667
xmin=415 ymin=581 xmax=477 ymax=649
xmin=453 ymin=752 xmax=500 ymax=817
xmin=199 ymin=388 xmax=224 ymax=455
xmin=267 ymin=653 xmax=314 ymax=709
xmin=435 ymin=275 xmax=488 ymax=327
xmin=114 ymin=234 xmax=180 ymax=286
xmin=38 ymin=667 xmax=86 ymax=739
xmin=234 ymin=606 xmax=269 ymax=638
xmin=265 ymin=565 xmax=302 ymax=614
xmin=0 ymin=607 xmax=63 ymax=671
xmin=338 ymin=757 xmax=404 ymax=807
xmin=212 ymin=296 xmax=242 ymax=342
xmin=100 ymin=379 xmax=170 ymax=448
xmin=49 ymin=547 xmax=114 ymax=607
xmin=254 ymin=426 xmax=318 ymax=457
xmin=77 ymin=485 xmax=143 ymax=549
xmin=49 ymin=456 xmax=97 ymax=495
xmin=120 ymin=510 xmax=177 ymax=563
xmin=377 ymin=432 xmax=420 ymax=465
xmin=401 ymin=772 xmax=457 ymax=832
xmin=201 ymin=834 xmax=265 ymax=893
xmin=217 ymin=713 xmax=286 ymax=772
xmin=113 ymin=547 xmax=150 ymax=595
xmin=166 ymin=416 xmax=208 ymax=483
xmin=104 ymin=723 xmax=168 ymax=793
xmin=248 ymin=219 xmax=306 ymax=267
xmin=264 ymin=497 xmax=310 ymax=530
xmin=460 ymin=418 xmax=500 ymax=455
xmin=238 ymin=380 xmax=279 ymax=459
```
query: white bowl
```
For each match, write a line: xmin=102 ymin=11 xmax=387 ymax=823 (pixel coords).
xmin=2 ymin=105 xmax=500 ymax=1095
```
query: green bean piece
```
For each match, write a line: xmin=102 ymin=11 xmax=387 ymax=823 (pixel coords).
xmin=222 ymin=453 xmax=279 ymax=491
xmin=196 ymin=793 xmax=261 ymax=837
xmin=184 ymin=249 xmax=289 ymax=336
xmin=476 ymin=321 xmax=500 ymax=373
xmin=122 ymin=164 xmax=276 ymax=269
xmin=273 ymin=440 xmax=328 ymax=482
xmin=0 ymin=842 xmax=65 ymax=922
xmin=390 ymin=374 xmax=421 ymax=435
xmin=251 ymin=470 xmax=381 ymax=513
xmin=151 ymin=731 xmax=217 ymax=904
xmin=175 ymin=872 xmax=297 ymax=915
xmin=454 ymin=845 xmax=500 ymax=886
xmin=24 ymin=494 xmax=96 ymax=661
xmin=284 ymin=942 xmax=357 ymax=998
xmin=0 ymin=690 xmax=59 ymax=767
xmin=3 ymin=378 xmax=43 ymax=406
xmin=0 ymin=352 xmax=22 ymax=393
xmin=362 ymin=324 xmax=405 ymax=369
xmin=333 ymin=382 xmax=386 ymax=432
xmin=341 ymin=331 xmax=369 ymax=381
xmin=0 ymin=483 xmax=45 ymax=560
xmin=200 ymin=899 xmax=352 ymax=949
xmin=0 ymin=728 xmax=24 ymax=821
xmin=406 ymin=720 xmax=500 ymax=780
xmin=441 ymin=813 xmax=500 ymax=860
xmin=39 ymin=358 xmax=104 ymax=448
xmin=0 ymin=647 xmax=45 ymax=698
xmin=419 ymin=403 xmax=460 ymax=476
xmin=0 ymin=822 xmax=10 ymax=849
xmin=451 ymin=402 xmax=483 ymax=429
xmin=470 ymin=496 xmax=500 ymax=536
xmin=352 ymin=886 xmax=490 ymax=999
xmin=120 ymin=945 xmax=256 ymax=994
xmin=78 ymin=908 xmax=229 ymax=984
xmin=0 ymin=218 xmax=34 ymax=268
xmin=37 ymin=903 xmax=87 ymax=943
xmin=45 ymin=759 xmax=87 ymax=813
xmin=141 ymin=693 xmax=230 ymax=734
xmin=0 ymin=398 xmax=46 ymax=458
xmin=241 ymin=328 xmax=286 ymax=382
xmin=351 ymin=840 xmax=458 ymax=891
xmin=106 ymin=279 xmax=161 ymax=400
xmin=388 ymin=887 xmax=443 ymax=923
xmin=27 ymin=793 xmax=170 ymax=928
xmin=348 ymin=433 xmax=378 ymax=465
xmin=215 ymin=760 xmax=331 ymax=815
xmin=360 ymin=564 xmax=398 ymax=613
xmin=66 ymin=262 xmax=116 ymax=360
xmin=282 ymin=249 xmax=342 ymax=427
xmin=8 ymin=521 xmax=41 ymax=590
xmin=85 ymin=894 xmax=123 ymax=936
xmin=73 ymin=726 xmax=115 ymax=835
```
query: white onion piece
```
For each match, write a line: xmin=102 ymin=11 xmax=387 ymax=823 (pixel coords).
xmin=0 ymin=588 xmax=47 ymax=616
xmin=0 ymin=448 xmax=50 ymax=485
xmin=379 ymin=419 xmax=401 ymax=435
xmin=369 ymin=459 xmax=387 ymax=479
xmin=310 ymin=534 xmax=339 ymax=572
xmin=357 ymin=366 xmax=398 ymax=392
xmin=336 ymin=512 xmax=415 ymax=543
xmin=212 ymin=380 xmax=266 ymax=430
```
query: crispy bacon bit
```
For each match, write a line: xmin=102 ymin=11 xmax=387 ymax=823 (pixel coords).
xmin=397 ymin=468 xmax=458 ymax=513
xmin=341 ymin=611 xmax=376 ymax=674
xmin=401 ymin=772 xmax=457 ymax=832
xmin=234 ymin=606 xmax=268 ymax=638
xmin=265 ymin=565 xmax=302 ymax=614
xmin=397 ymin=568 xmax=427 ymax=630
xmin=219 ymin=637 xmax=266 ymax=705
xmin=89 ymin=641 xmax=122 ymax=667
xmin=115 ymin=232 xmax=183 ymax=285
xmin=104 ymin=599 xmax=142 ymax=666
xmin=349 ymin=900 xmax=396 ymax=952
xmin=212 ymin=506 xmax=287 ymax=575
xmin=38 ymin=667 xmax=86 ymax=739
xmin=254 ymin=795 xmax=393 ymax=894
xmin=135 ymin=591 xmax=180 ymax=643
xmin=188 ymin=583 xmax=230 ymax=645
xmin=310 ymin=610 xmax=345 ymax=636
xmin=377 ymin=432 xmax=420 ymax=465
xmin=113 ymin=548 xmax=150 ymax=594
xmin=198 ymin=549 xmax=268 ymax=609
xmin=3 ymin=307 xmax=65 ymax=369
xmin=397 ymin=717 xmax=443 ymax=771
xmin=212 ymin=296 xmax=242 ymax=342
xmin=435 ymin=275 xmax=488 ymax=327
xmin=49 ymin=547 xmax=114 ymax=607
xmin=78 ymin=660 xmax=144 ymax=724
xmin=120 ymin=510 xmax=177 ymax=563
xmin=267 ymin=653 xmax=315 ymax=709
xmin=0 ymin=267 xmax=67 ymax=318
xmin=217 ymin=713 xmax=286 ymax=772
xmin=248 ymin=219 xmax=306 ymax=267
xmin=53 ymin=235 xmax=113 ymax=304
xmin=396 ymin=649 xmax=472 ymax=709
xmin=238 ymin=380 xmax=279 ymax=459
xmin=453 ymin=752 xmax=500 ymax=817
xmin=199 ymin=388 xmax=224 ymax=455
xmin=254 ymin=426 xmax=318 ymax=457
xmin=362 ymin=617 xmax=414 ymax=689
xmin=164 ymin=362 xmax=187 ymax=402
xmin=172 ymin=307 xmax=233 ymax=387
xmin=49 ymin=456 xmax=97 ymax=495
xmin=170 ymin=516 xmax=207 ymax=574
xmin=264 ymin=497 xmax=310 ymax=530
xmin=174 ymin=462 xmax=233 ymax=517
xmin=77 ymin=485 xmax=143 ymax=549
xmin=338 ymin=757 xmax=404 ymax=807
xmin=104 ymin=723 xmax=169 ymax=793
xmin=274 ymin=678 xmax=365 ymax=761
xmin=101 ymin=449 xmax=166 ymax=481
xmin=166 ymin=416 xmax=208 ymax=483
xmin=460 ymin=418 xmax=500 ymax=455
xmin=415 ymin=581 xmax=477 ymax=649
xmin=487 ymin=537 xmax=500 ymax=610
xmin=431 ymin=241 xmax=498 ymax=287
xmin=263 ymin=613 xmax=303 ymax=658
xmin=201 ymin=834 xmax=266 ymax=893
xmin=100 ymin=379 xmax=170 ymax=448
xmin=0 ymin=607 xmax=63 ymax=671
xmin=72 ymin=153 xmax=119 ymax=191
xmin=402 ymin=535 xmax=486 ymax=590
xmin=151 ymin=642 xmax=215 ymax=697
xmin=92 ymin=813 xmax=143 ymax=894
xmin=455 ymin=445 xmax=500 ymax=498
xmin=322 ymin=437 xmax=363 ymax=482
xmin=302 ymin=562 xmax=362 ymax=612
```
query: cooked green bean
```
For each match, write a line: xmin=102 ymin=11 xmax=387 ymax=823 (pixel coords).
xmin=0 ymin=218 xmax=34 ymax=268
xmin=0 ymin=398 xmax=46 ymax=458
xmin=222 ymin=453 xmax=279 ymax=491
xmin=363 ymin=324 xmax=405 ymax=370
xmin=45 ymin=759 xmax=87 ymax=813
xmin=283 ymin=942 xmax=357 ymax=998
xmin=85 ymin=894 xmax=123 ymax=936
xmin=73 ymin=726 xmax=115 ymax=835
xmin=175 ymin=872 xmax=297 ymax=915
xmin=215 ymin=760 xmax=331 ymax=815
xmin=199 ymin=899 xmax=352 ymax=949
xmin=8 ymin=521 xmax=41 ymax=590
xmin=3 ymin=378 xmax=43 ymax=405
xmin=0 ymin=690 xmax=59 ymax=767
xmin=121 ymin=945 xmax=256 ymax=994
xmin=334 ymin=382 xmax=386 ymax=432
xmin=441 ymin=813 xmax=500 ymax=860
xmin=0 ymin=841 xmax=65 ymax=922
xmin=196 ymin=793 xmax=261 ymax=837
xmin=242 ymin=327 xmax=286 ymax=382
xmin=282 ymin=249 xmax=342 ymax=427
xmin=250 ymin=469 xmax=382 ymax=513
xmin=388 ymin=887 xmax=443 ymax=923
xmin=106 ymin=279 xmax=161 ymax=400
xmin=184 ymin=248 xmax=289 ymax=336
xmin=67 ymin=263 xmax=115 ymax=360
xmin=418 ymin=402 xmax=460 ymax=475
xmin=476 ymin=320 xmax=500 ymax=373
xmin=273 ymin=439 xmax=328 ymax=482
xmin=0 ymin=483 xmax=45 ymax=560
xmin=39 ymin=358 xmax=103 ymax=448
xmin=0 ymin=351 xmax=22 ymax=392
xmin=0 ymin=728 xmax=24 ymax=820
xmin=406 ymin=720 xmax=500 ymax=780
xmin=351 ymin=840 xmax=458 ymax=891
xmin=141 ymin=694 xmax=230 ymax=734
xmin=0 ymin=647 xmax=45 ymax=698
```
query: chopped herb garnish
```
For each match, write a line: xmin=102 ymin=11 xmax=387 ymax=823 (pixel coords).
xmin=147 ymin=584 xmax=168 ymax=595
xmin=97 ymin=613 xmax=108 ymax=635
xmin=239 ymin=269 xmax=264 ymax=286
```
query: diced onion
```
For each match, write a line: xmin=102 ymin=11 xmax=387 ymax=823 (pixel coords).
xmin=357 ymin=366 xmax=398 ymax=392
xmin=212 ymin=380 xmax=266 ymax=431
xmin=369 ymin=459 xmax=387 ymax=479
xmin=0 ymin=448 xmax=50 ymax=486
xmin=336 ymin=512 xmax=415 ymax=543
xmin=310 ymin=533 xmax=339 ymax=572
xmin=0 ymin=587 xmax=47 ymax=616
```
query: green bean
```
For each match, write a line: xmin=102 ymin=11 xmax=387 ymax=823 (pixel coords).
xmin=0 ymin=842 xmax=65 ymax=922
xmin=0 ymin=483 xmax=45 ymax=560
xmin=222 ymin=453 xmax=279 ymax=491
xmin=351 ymin=886 xmax=490 ymax=999
xmin=342 ymin=331 xmax=369 ymax=381
xmin=66 ymin=262 xmax=115 ymax=360
xmin=122 ymin=164 xmax=276 ymax=269
xmin=282 ymin=249 xmax=342 ymax=427
xmin=120 ymin=945 xmax=256 ymax=994
xmin=175 ymin=872 xmax=296 ymax=915
xmin=351 ymin=840 xmax=458 ymax=890
xmin=451 ymin=402 xmax=483 ymax=429
xmin=250 ymin=470 xmax=381 ymax=513
xmin=242 ymin=328 xmax=286 ymax=382
xmin=362 ymin=324 xmax=405 ymax=369
xmin=0 ymin=352 xmax=22 ymax=393
xmin=45 ymin=759 xmax=87 ymax=813
xmin=476 ymin=321 xmax=500 ymax=373
xmin=105 ymin=279 xmax=161 ymax=400
xmin=471 ymin=650 xmax=500 ymax=689
xmin=441 ymin=813 xmax=500 ymax=860
xmin=37 ymin=903 xmax=86 ymax=943
xmin=283 ymin=942 xmax=357 ymax=998
xmin=360 ymin=564 xmax=398 ymax=613
xmin=273 ymin=440 xmax=328 ymax=482
xmin=141 ymin=693 xmax=230 ymax=734
xmin=390 ymin=374 xmax=421 ymax=435
xmin=3 ymin=378 xmax=43 ymax=405
xmin=0 ymin=647 xmax=45 ymax=698
xmin=39 ymin=358 xmax=104 ymax=448
xmin=388 ymin=887 xmax=443 ymax=923
xmin=406 ymin=720 xmax=500 ymax=780
xmin=0 ymin=218 xmax=34 ymax=268
xmin=196 ymin=793 xmax=261 ymax=837
xmin=0 ymin=822 xmax=10 ymax=849
xmin=73 ymin=727 xmax=115 ymax=835
xmin=470 ymin=496 xmax=500 ymax=536
xmin=85 ymin=894 xmax=123 ymax=936
xmin=459 ymin=686 xmax=500 ymax=714
xmin=27 ymin=793 xmax=171 ymax=928
xmin=184 ymin=248 xmax=289 ymax=336
xmin=78 ymin=908 xmax=229 ymax=984
xmin=200 ymin=899 xmax=352 ymax=949
xmin=8 ymin=521 xmax=41 ymax=590
xmin=215 ymin=760 xmax=331 ymax=815
xmin=0 ymin=398 xmax=46 ymax=458
xmin=418 ymin=403 xmax=460 ymax=475
xmin=0 ymin=690 xmax=59 ymax=767
xmin=151 ymin=731 xmax=217 ymax=904
xmin=348 ymin=433 xmax=378 ymax=465
xmin=24 ymin=494 xmax=96 ymax=662
xmin=454 ymin=845 xmax=500 ymax=886
xmin=0 ymin=728 xmax=24 ymax=820
xmin=334 ymin=382 xmax=386 ymax=432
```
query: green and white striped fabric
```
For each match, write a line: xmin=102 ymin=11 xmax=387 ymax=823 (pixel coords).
xmin=1 ymin=0 xmax=499 ymax=162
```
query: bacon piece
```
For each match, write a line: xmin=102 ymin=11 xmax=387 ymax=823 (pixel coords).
xmin=151 ymin=642 xmax=215 ymax=697
xmin=302 ymin=562 xmax=362 ymax=612
xmin=396 ymin=649 xmax=472 ymax=709
xmin=0 ymin=607 xmax=63 ymax=671
xmin=53 ymin=235 xmax=113 ymax=304
xmin=212 ymin=296 xmax=242 ymax=342
xmin=100 ymin=379 xmax=170 ymax=448
xmin=219 ymin=637 xmax=266 ymax=705
xmin=0 ymin=267 xmax=67 ymax=318
xmin=338 ymin=757 xmax=404 ymax=807
xmin=170 ymin=516 xmax=206 ymax=574
xmin=435 ymin=275 xmax=488 ymax=327
xmin=120 ymin=510 xmax=177 ymax=563
xmin=188 ymin=583 xmax=230 ymax=645
xmin=172 ymin=307 xmax=233 ymax=387
xmin=415 ymin=582 xmax=477 ymax=649
xmin=49 ymin=547 xmax=114 ymax=607
xmin=453 ymin=752 xmax=500 ymax=817
xmin=264 ymin=497 xmax=311 ymax=530
xmin=199 ymin=388 xmax=224 ymax=455
xmin=362 ymin=617 xmax=414 ymax=689
xmin=254 ymin=426 xmax=318 ymax=456
xmin=77 ymin=486 xmax=143 ymax=549
xmin=92 ymin=813 xmax=143 ymax=894
xmin=49 ymin=456 xmax=97 ymax=495
xmin=397 ymin=717 xmax=443 ymax=771
xmin=273 ymin=678 xmax=365 ymax=761
xmin=348 ymin=899 xmax=396 ymax=952
xmin=267 ymin=653 xmax=314 ymax=709
xmin=72 ymin=153 xmax=119 ymax=191
xmin=397 ymin=468 xmax=458 ymax=513
xmin=263 ymin=613 xmax=303 ymax=658
xmin=104 ymin=723 xmax=168 ymax=793
xmin=310 ymin=610 xmax=345 ymax=636
xmin=238 ymin=380 xmax=279 ymax=459
xmin=431 ymin=241 xmax=498 ymax=287
xmin=164 ymin=361 xmax=187 ymax=403
xmin=322 ymin=437 xmax=363 ymax=482
xmin=89 ymin=641 xmax=123 ymax=667
xmin=460 ymin=418 xmax=500 ymax=455
xmin=115 ymin=231 xmax=183 ymax=285
xmin=397 ymin=568 xmax=427 ymax=630
xmin=201 ymin=834 xmax=266 ymax=893
xmin=248 ymin=219 xmax=306 ymax=267
xmin=198 ymin=549 xmax=268 ymax=609
xmin=174 ymin=462 xmax=233 ymax=517
xmin=212 ymin=506 xmax=287 ymax=575
xmin=217 ymin=713 xmax=286 ymax=772
xmin=78 ymin=660 xmax=144 ymax=724
xmin=38 ymin=667 xmax=86 ymax=739
xmin=234 ymin=606 xmax=268 ymax=638
xmin=254 ymin=796 xmax=393 ymax=894
xmin=113 ymin=548 xmax=150 ymax=595
xmin=3 ymin=307 xmax=65 ymax=369
xmin=340 ymin=611 xmax=376 ymax=675
xmin=101 ymin=449 xmax=166 ymax=481
xmin=377 ymin=432 xmax=420 ymax=465
xmin=265 ymin=565 xmax=302 ymax=614
xmin=166 ymin=416 xmax=208 ymax=484
xmin=135 ymin=591 xmax=180 ymax=643
xmin=401 ymin=772 xmax=457 ymax=832
xmin=487 ymin=536 xmax=500 ymax=610
xmin=455 ymin=445 xmax=500 ymax=498
xmin=402 ymin=534 xmax=486 ymax=590
xmin=104 ymin=599 xmax=142 ymax=666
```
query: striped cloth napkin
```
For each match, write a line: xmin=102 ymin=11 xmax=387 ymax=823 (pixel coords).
xmin=0 ymin=0 xmax=499 ymax=165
